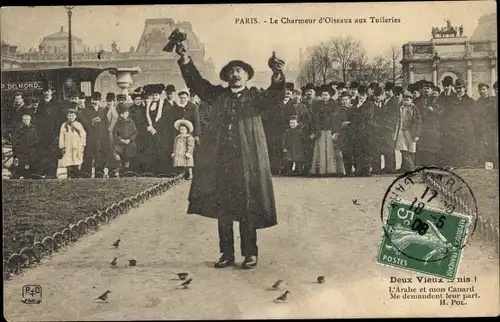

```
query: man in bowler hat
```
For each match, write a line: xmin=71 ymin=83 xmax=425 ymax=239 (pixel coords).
xmin=175 ymin=43 xmax=285 ymax=269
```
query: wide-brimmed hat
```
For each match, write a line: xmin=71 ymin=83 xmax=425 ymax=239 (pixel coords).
xmin=454 ymin=79 xmax=467 ymax=88
xmin=174 ymin=119 xmax=194 ymax=133
xmin=143 ymin=84 xmax=165 ymax=95
xmin=219 ymin=60 xmax=254 ymax=82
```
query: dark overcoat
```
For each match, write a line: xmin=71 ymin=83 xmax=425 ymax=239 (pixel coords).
xmin=12 ymin=123 xmax=38 ymax=159
xmin=282 ymin=126 xmax=306 ymax=162
xmin=373 ymin=97 xmax=399 ymax=151
xmin=414 ymin=95 xmax=441 ymax=153
xmin=439 ymin=94 xmax=476 ymax=167
xmin=474 ymin=96 xmax=498 ymax=164
xmin=78 ymin=106 xmax=111 ymax=159
xmin=179 ymin=58 xmax=284 ymax=229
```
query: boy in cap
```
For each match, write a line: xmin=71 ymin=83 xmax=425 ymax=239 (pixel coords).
xmin=11 ymin=112 xmax=39 ymax=179
xmin=432 ymin=86 xmax=441 ymax=98
xmin=112 ymin=103 xmax=138 ymax=177
xmin=175 ymin=42 xmax=285 ymax=269
xmin=282 ymin=115 xmax=306 ymax=176
xmin=393 ymin=91 xmax=421 ymax=172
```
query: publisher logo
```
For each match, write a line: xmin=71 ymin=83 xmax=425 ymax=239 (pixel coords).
xmin=22 ymin=285 xmax=42 ymax=304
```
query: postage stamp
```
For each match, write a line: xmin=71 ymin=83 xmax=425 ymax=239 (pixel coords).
xmin=378 ymin=166 xmax=478 ymax=280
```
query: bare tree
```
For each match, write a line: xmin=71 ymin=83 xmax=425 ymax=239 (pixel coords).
xmin=330 ymin=37 xmax=366 ymax=82
xmin=369 ymin=55 xmax=392 ymax=84
xmin=348 ymin=51 xmax=370 ymax=82
xmin=297 ymin=55 xmax=320 ymax=86
xmin=387 ymin=44 xmax=403 ymax=83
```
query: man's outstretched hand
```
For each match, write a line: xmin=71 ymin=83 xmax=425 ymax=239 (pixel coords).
xmin=175 ymin=43 xmax=190 ymax=65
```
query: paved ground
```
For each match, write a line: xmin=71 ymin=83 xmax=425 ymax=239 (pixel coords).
xmin=3 ymin=177 xmax=499 ymax=320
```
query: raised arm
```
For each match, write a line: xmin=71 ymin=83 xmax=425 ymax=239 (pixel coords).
xmin=177 ymin=49 xmax=224 ymax=104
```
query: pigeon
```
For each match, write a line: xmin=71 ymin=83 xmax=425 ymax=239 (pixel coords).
xmin=352 ymin=199 xmax=360 ymax=206
xmin=129 ymin=259 xmax=137 ymax=267
xmin=172 ymin=272 xmax=189 ymax=280
xmin=111 ymin=239 xmax=120 ymax=248
xmin=96 ymin=290 xmax=111 ymax=302
xmin=273 ymin=291 xmax=290 ymax=303
xmin=178 ymin=278 xmax=193 ymax=289
xmin=317 ymin=276 xmax=326 ymax=284
xmin=271 ymin=280 xmax=284 ymax=289
xmin=110 ymin=257 xmax=118 ymax=267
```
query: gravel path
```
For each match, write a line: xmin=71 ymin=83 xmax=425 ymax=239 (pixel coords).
xmin=3 ymin=177 xmax=499 ymax=320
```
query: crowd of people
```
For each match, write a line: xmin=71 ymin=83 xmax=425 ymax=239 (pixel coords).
xmin=3 ymin=83 xmax=204 ymax=179
xmin=2 ymin=76 xmax=498 ymax=180
xmin=263 ymin=77 xmax=498 ymax=177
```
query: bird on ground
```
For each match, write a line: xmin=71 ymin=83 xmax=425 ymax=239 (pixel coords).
xmin=96 ymin=290 xmax=111 ymax=302
xmin=177 ymin=278 xmax=193 ymax=289
xmin=317 ymin=276 xmax=326 ymax=284
xmin=273 ymin=291 xmax=290 ymax=303
xmin=352 ymin=199 xmax=361 ymax=205
xmin=271 ymin=280 xmax=284 ymax=289
xmin=110 ymin=257 xmax=118 ymax=267
xmin=111 ymin=239 xmax=120 ymax=248
xmin=129 ymin=259 xmax=137 ymax=266
xmin=172 ymin=272 xmax=189 ymax=280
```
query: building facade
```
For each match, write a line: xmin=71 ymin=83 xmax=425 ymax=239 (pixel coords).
xmin=1 ymin=19 xmax=216 ymax=95
xmin=401 ymin=14 xmax=497 ymax=98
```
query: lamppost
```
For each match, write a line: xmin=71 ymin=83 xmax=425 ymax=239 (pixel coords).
xmin=433 ymin=52 xmax=441 ymax=86
xmin=64 ymin=6 xmax=75 ymax=67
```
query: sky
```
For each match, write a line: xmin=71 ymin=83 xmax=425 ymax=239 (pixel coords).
xmin=0 ymin=2 xmax=496 ymax=71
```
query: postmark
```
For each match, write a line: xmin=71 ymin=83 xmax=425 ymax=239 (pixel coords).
xmin=377 ymin=166 xmax=478 ymax=280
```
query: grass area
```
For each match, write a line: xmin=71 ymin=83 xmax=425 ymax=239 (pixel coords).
xmin=455 ymin=169 xmax=499 ymax=227
xmin=2 ymin=178 xmax=169 ymax=260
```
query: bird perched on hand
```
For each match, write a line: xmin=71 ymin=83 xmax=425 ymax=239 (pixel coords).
xmin=172 ymin=272 xmax=189 ymax=280
xmin=129 ymin=259 xmax=137 ymax=267
xmin=110 ymin=257 xmax=118 ymax=267
xmin=271 ymin=280 xmax=284 ymax=290
xmin=96 ymin=290 xmax=111 ymax=302
xmin=352 ymin=199 xmax=360 ymax=206
xmin=273 ymin=291 xmax=290 ymax=303
xmin=317 ymin=276 xmax=326 ymax=284
xmin=177 ymin=278 xmax=193 ymax=289
xmin=111 ymin=239 xmax=120 ymax=248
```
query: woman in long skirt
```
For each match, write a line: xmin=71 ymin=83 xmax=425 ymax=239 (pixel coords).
xmin=309 ymin=85 xmax=345 ymax=176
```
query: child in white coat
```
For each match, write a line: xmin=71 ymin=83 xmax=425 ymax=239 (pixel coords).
xmin=59 ymin=106 xmax=86 ymax=178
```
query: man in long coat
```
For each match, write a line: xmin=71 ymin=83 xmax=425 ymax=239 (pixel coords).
xmin=351 ymin=86 xmax=375 ymax=176
xmin=297 ymin=83 xmax=315 ymax=176
xmin=474 ymin=83 xmax=498 ymax=167
xmin=176 ymin=44 xmax=284 ymax=270
xmin=78 ymin=92 xmax=111 ymax=178
xmin=414 ymin=81 xmax=442 ymax=168
xmin=371 ymin=86 xmax=396 ymax=174
xmin=439 ymin=79 xmax=476 ymax=168
xmin=33 ymin=84 xmax=66 ymax=178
